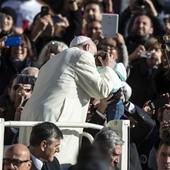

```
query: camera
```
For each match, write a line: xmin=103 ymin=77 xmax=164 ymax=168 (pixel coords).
xmin=40 ymin=6 xmax=49 ymax=17
xmin=96 ymin=50 xmax=107 ymax=60
xmin=136 ymin=0 xmax=145 ymax=6
xmin=16 ymin=74 xmax=37 ymax=85
xmin=140 ymin=51 xmax=152 ymax=58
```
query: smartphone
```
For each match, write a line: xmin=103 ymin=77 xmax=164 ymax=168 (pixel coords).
xmin=40 ymin=6 xmax=49 ymax=17
xmin=163 ymin=109 xmax=170 ymax=121
xmin=149 ymin=95 xmax=170 ymax=110
xmin=5 ymin=37 xmax=22 ymax=47
xmin=102 ymin=13 xmax=119 ymax=38
xmin=0 ymin=12 xmax=5 ymax=29
xmin=52 ymin=16 xmax=60 ymax=24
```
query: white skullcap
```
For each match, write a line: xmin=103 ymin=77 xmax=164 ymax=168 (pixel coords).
xmin=69 ymin=36 xmax=91 ymax=47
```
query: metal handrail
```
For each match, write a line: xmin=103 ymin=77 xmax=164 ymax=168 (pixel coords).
xmin=4 ymin=121 xmax=103 ymax=129
xmin=0 ymin=119 xmax=104 ymax=170
xmin=0 ymin=119 xmax=130 ymax=170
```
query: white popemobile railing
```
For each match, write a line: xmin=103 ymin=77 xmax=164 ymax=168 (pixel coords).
xmin=0 ymin=119 xmax=130 ymax=170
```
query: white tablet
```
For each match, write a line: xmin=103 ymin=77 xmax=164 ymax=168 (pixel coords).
xmin=102 ymin=13 xmax=119 ymax=38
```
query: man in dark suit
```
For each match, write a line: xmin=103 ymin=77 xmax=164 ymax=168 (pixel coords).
xmin=28 ymin=122 xmax=63 ymax=170
xmin=83 ymin=97 xmax=156 ymax=170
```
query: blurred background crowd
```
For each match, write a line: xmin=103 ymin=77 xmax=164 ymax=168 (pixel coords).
xmin=0 ymin=0 xmax=170 ymax=170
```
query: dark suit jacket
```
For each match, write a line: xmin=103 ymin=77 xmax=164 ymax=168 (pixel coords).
xmin=30 ymin=157 xmax=60 ymax=170
xmin=83 ymin=105 xmax=156 ymax=170
xmin=82 ymin=111 xmax=106 ymax=147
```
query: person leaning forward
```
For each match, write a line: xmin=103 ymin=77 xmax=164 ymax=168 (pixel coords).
xmin=19 ymin=36 xmax=123 ymax=164
xmin=29 ymin=122 xmax=63 ymax=170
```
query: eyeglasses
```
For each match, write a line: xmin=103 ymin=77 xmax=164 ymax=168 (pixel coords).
xmin=3 ymin=158 xmax=30 ymax=166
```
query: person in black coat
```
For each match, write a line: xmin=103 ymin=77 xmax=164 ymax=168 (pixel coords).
xmin=0 ymin=34 xmax=36 ymax=95
xmin=28 ymin=122 xmax=63 ymax=170
xmin=83 ymin=97 xmax=156 ymax=170
xmin=31 ymin=157 xmax=60 ymax=170
xmin=25 ymin=0 xmax=82 ymax=57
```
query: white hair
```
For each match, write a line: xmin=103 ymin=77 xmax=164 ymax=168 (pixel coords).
xmin=36 ymin=40 xmax=68 ymax=68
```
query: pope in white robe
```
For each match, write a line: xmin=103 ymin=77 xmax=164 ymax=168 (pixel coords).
xmin=19 ymin=36 xmax=122 ymax=165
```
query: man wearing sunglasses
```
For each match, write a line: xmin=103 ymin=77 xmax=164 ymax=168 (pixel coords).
xmin=3 ymin=143 xmax=32 ymax=170
xmin=0 ymin=74 xmax=36 ymax=145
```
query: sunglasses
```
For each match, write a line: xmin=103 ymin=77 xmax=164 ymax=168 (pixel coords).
xmin=3 ymin=158 xmax=30 ymax=166
xmin=12 ymin=84 xmax=33 ymax=92
xmin=12 ymin=84 xmax=20 ymax=91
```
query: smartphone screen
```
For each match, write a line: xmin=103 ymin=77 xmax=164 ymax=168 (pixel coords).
xmin=5 ymin=37 xmax=22 ymax=47
xmin=102 ymin=13 xmax=119 ymax=38
xmin=52 ymin=16 xmax=60 ymax=24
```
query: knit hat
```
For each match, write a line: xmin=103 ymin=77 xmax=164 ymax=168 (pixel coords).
xmin=69 ymin=36 xmax=91 ymax=47
xmin=0 ymin=7 xmax=17 ymax=25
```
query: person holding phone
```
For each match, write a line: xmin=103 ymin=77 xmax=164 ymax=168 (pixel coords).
xmin=0 ymin=73 xmax=37 ymax=145
xmin=147 ymin=104 xmax=170 ymax=170
xmin=0 ymin=34 xmax=36 ymax=95
xmin=127 ymin=37 xmax=163 ymax=107
xmin=28 ymin=2 xmax=81 ymax=56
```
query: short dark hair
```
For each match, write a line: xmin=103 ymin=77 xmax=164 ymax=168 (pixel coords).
xmin=29 ymin=122 xmax=63 ymax=146
xmin=128 ymin=10 xmax=154 ymax=35
xmin=76 ymin=145 xmax=109 ymax=170
xmin=158 ymin=139 xmax=170 ymax=151
xmin=83 ymin=0 xmax=103 ymax=12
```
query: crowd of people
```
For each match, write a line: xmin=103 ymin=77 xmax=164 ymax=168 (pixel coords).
xmin=0 ymin=0 xmax=170 ymax=170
